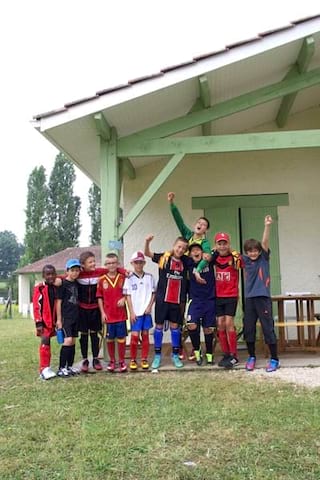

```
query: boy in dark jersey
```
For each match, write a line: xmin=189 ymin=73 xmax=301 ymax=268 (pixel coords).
xmin=144 ymin=234 xmax=189 ymax=369
xmin=186 ymin=244 xmax=216 ymax=366
xmin=32 ymin=264 xmax=58 ymax=380
xmin=56 ymin=259 xmax=81 ymax=377
xmin=96 ymin=253 xmax=128 ymax=373
xmin=212 ymin=232 xmax=243 ymax=369
xmin=243 ymin=215 xmax=279 ymax=372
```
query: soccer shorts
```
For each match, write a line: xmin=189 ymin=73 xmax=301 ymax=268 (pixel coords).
xmin=186 ymin=299 xmax=216 ymax=328
xmin=130 ymin=314 xmax=153 ymax=332
xmin=79 ymin=307 xmax=102 ymax=333
xmin=106 ymin=321 xmax=127 ymax=339
xmin=216 ymin=297 xmax=238 ymax=317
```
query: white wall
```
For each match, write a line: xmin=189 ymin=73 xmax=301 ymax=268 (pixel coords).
xmin=122 ymin=107 xmax=320 ymax=299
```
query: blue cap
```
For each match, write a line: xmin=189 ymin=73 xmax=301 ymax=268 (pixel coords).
xmin=66 ymin=258 xmax=81 ymax=270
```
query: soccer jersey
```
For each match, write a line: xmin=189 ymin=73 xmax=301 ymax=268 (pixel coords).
xmin=243 ymin=249 xmax=271 ymax=298
xmin=186 ymin=258 xmax=216 ymax=302
xmin=77 ymin=267 xmax=127 ymax=309
xmin=96 ymin=273 xmax=127 ymax=323
xmin=152 ymin=252 xmax=188 ymax=304
xmin=123 ymin=272 xmax=156 ymax=316
xmin=33 ymin=282 xmax=57 ymax=330
xmin=213 ymin=253 xmax=243 ymax=298
xmin=57 ymin=279 xmax=79 ymax=321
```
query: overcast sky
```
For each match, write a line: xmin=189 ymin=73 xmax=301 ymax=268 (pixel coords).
xmin=1 ymin=0 xmax=319 ymax=245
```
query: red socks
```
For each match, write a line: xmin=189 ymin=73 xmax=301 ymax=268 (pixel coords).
xmin=130 ymin=334 xmax=138 ymax=360
xmin=39 ymin=344 xmax=51 ymax=372
xmin=141 ymin=332 xmax=149 ymax=360
xmin=117 ymin=339 xmax=126 ymax=362
xmin=107 ymin=340 xmax=116 ymax=361
xmin=227 ymin=330 xmax=238 ymax=357
xmin=218 ymin=330 xmax=229 ymax=354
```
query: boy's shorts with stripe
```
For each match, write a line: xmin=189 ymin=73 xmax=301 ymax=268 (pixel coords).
xmin=130 ymin=314 xmax=153 ymax=332
xmin=186 ymin=299 xmax=216 ymax=328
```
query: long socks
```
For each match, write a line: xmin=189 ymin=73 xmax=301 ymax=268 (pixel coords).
xmin=90 ymin=332 xmax=99 ymax=358
xmin=80 ymin=333 xmax=89 ymax=359
xmin=39 ymin=344 xmax=51 ymax=372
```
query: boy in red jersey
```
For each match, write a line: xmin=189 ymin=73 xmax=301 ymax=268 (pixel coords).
xmin=144 ymin=234 xmax=189 ymax=370
xmin=212 ymin=232 xmax=244 ymax=369
xmin=97 ymin=253 xmax=128 ymax=373
xmin=32 ymin=264 xmax=58 ymax=380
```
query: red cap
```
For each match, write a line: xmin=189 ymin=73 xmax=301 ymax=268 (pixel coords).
xmin=130 ymin=251 xmax=145 ymax=262
xmin=214 ymin=232 xmax=230 ymax=243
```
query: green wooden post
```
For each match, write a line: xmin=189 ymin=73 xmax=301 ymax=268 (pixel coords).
xmin=100 ymin=127 xmax=120 ymax=259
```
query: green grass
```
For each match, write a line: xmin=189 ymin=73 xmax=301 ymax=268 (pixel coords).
xmin=1 ymin=318 xmax=320 ymax=480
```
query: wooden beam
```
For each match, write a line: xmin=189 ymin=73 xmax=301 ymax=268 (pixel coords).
xmin=120 ymin=157 xmax=136 ymax=179
xmin=198 ymin=75 xmax=212 ymax=136
xmin=120 ymin=66 xmax=320 ymax=141
xmin=118 ymin=153 xmax=185 ymax=238
xmin=94 ymin=112 xmax=111 ymax=141
xmin=118 ymin=130 xmax=320 ymax=157
xmin=276 ymin=36 xmax=315 ymax=128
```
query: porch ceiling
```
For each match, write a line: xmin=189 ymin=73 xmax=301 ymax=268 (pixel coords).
xmin=33 ymin=18 xmax=320 ymax=184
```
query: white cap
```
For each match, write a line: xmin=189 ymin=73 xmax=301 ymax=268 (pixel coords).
xmin=130 ymin=251 xmax=145 ymax=262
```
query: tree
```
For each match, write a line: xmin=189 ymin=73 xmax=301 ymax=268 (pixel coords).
xmin=22 ymin=165 xmax=49 ymax=264
xmin=46 ymin=153 xmax=81 ymax=252
xmin=0 ymin=231 xmax=23 ymax=279
xmin=88 ymin=183 xmax=101 ymax=245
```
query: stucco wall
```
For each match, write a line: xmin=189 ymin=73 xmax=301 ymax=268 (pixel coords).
xmin=122 ymin=108 xmax=320 ymax=298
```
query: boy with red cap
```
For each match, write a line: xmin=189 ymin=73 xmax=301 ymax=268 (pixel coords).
xmin=123 ymin=251 xmax=156 ymax=371
xmin=212 ymin=232 xmax=243 ymax=369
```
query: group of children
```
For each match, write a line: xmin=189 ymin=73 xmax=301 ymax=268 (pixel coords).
xmin=33 ymin=192 xmax=280 ymax=380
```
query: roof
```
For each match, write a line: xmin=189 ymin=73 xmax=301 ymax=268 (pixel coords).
xmin=32 ymin=15 xmax=320 ymax=183
xmin=16 ymin=246 xmax=102 ymax=274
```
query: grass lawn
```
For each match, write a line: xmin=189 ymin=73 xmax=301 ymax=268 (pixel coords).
xmin=1 ymin=318 xmax=320 ymax=480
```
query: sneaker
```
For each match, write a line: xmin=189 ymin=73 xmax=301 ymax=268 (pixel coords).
xmin=81 ymin=359 xmax=89 ymax=373
xmin=93 ymin=358 xmax=103 ymax=371
xmin=40 ymin=367 xmax=57 ymax=380
xmin=206 ymin=353 xmax=214 ymax=365
xmin=151 ymin=354 xmax=161 ymax=370
xmin=218 ymin=354 xmax=231 ymax=367
xmin=141 ymin=359 xmax=149 ymax=370
xmin=57 ymin=367 xmax=71 ymax=378
xmin=172 ymin=354 xmax=184 ymax=369
xmin=194 ymin=350 xmax=203 ymax=366
xmin=107 ymin=360 xmax=116 ymax=372
xmin=266 ymin=358 xmax=280 ymax=372
xmin=245 ymin=356 xmax=256 ymax=372
xmin=130 ymin=359 xmax=138 ymax=371
xmin=67 ymin=366 xmax=80 ymax=376
xmin=224 ymin=355 xmax=239 ymax=369
xmin=119 ymin=361 xmax=128 ymax=373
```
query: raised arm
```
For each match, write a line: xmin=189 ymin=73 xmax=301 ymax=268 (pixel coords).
xmin=144 ymin=234 xmax=154 ymax=258
xmin=262 ymin=215 xmax=272 ymax=251
xmin=168 ymin=192 xmax=192 ymax=239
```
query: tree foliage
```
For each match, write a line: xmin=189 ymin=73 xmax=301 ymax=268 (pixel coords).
xmin=88 ymin=183 xmax=101 ymax=245
xmin=22 ymin=165 xmax=49 ymax=264
xmin=22 ymin=153 xmax=82 ymax=264
xmin=46 ymin=153 xmax=81 ymax=253
xmin=0 ymin=231 xmax=24 ymax=279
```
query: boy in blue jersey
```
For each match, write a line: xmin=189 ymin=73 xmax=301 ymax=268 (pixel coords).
xmin=186 ymin=243 xmax=216 ymax=366
xmin=242 ymin=215 xmax=279 ymax=372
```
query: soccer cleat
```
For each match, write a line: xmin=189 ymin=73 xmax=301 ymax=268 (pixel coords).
xmin=40 ymin=367 xmax=57 ymax=380
xmin=57 ymin=367 xmax=71 ymax=378
xmin=67 ymin=366 xmax=80 ymax=375
xmin=172 ymin=354 xmax=184 ymax=369
xmin=224 ymin=355 xmax=239 ymax=369
xmin=245 ymin=356 xmax=256 ymax=372
xmin=119 ymin=361 xmax=128 ymax=373
xmin=151 ymin=354 xmax=161 ymax=370
xmin=107 ymin=360 xmax=116 ymax=372
xmin=178 ymin=347 xmax=186 ymax=360
xmin=266 ymin=358 xmax=280 ymax=372
xmin=130 ymin=359 xmax=138 ymax=371
xmin=218 ymin=354 xmax=231 ymax=367
xmin=81 ymin=359 xmax=89 ymax=373
xmin=194 ymin=350 xmax=203 ymax=366
xmin=206 ymin=353 xmax=214 ymax=365
xmin=141 ymin=359 xmax=149 ymax=370
xmin=93 ymin=358 xmax=103 ymax=371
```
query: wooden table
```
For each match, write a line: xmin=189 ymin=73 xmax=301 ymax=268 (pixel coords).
xmin=272 ymin=294 xmax=320 ymax=352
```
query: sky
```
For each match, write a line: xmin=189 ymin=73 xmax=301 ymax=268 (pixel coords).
xmin=1 ymin=0 xmax=319 ymax=246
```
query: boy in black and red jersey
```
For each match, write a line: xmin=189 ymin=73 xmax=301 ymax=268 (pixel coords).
xmin=144 ymin=234 xmax=189 ymax=370
xmin=32 ymin=264 xmax=58 ymax=380
xmin=212 ymin=232 xmax=244 ymax=369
